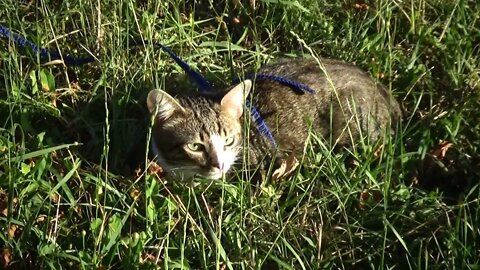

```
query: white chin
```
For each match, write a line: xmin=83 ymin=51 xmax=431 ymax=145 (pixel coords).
xmin=168 ymin=171 xmax=197 ymax=181
xmin=203 ymin=172 xmax=224 ymax=180
xmin=169 ymin=168 xmax=228 ymax=180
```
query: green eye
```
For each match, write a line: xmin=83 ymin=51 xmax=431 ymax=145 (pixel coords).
xmin=225 ymin=136 xmax=235 ymax=147
xmin=186 ymin=143 xmax=204 ymax=152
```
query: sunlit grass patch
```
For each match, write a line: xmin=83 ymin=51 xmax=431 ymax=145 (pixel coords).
xmin=1 ymin=0 xmax=479 ymax=269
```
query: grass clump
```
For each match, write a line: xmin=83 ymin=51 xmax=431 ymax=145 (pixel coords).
xmin=1 ymin=0 xmax=479 ymax=269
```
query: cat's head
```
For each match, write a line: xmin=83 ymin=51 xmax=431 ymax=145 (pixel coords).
xmin=147 ymin=80 xmax=252 ymax=180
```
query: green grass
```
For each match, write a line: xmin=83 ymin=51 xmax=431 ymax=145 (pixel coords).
xmin=1 ymin=0 xmax=479 ymax=269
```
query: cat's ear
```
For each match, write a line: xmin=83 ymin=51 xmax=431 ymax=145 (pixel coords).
xmin=220 ymin=79 xmax=252 ymax=119
xmin=147 ymin=89 xmax=186 ymax=120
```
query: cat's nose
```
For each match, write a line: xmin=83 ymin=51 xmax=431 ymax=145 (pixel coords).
xmin=209 ymin=150 xmax=224 ymax=170
xmin=210 ymin=155 xmax=224 ymax=170
xmin=211 ymin=160 xmax=223 ymax=170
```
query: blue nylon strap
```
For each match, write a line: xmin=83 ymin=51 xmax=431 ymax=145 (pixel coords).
xmin=0 ymin=23 xmax=311 ymax=146
xmin=245 ymin=99 xmax=276 ymax=146
xmin=0 ymin=24 xmax=212 ymax=90
xmin=141 ymin=41 xmax=277 ymax=146
xmin=233 ymin=73 xmax=316 ymax=94
xmin=232 ymin=73 xmax=317 ymax=147
xmin=253 ymin=73 xmax=316 ymax=94
xmin=0 ymin=24 xmax=95 ymax=66
xmin=148 ymin=42 xmax=214 ymax=93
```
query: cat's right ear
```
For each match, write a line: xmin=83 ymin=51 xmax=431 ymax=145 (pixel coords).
xmin=220 ymin=79 xmax=252 ymax=119
xmin=147 ymin=89 xmax=186 ymax=120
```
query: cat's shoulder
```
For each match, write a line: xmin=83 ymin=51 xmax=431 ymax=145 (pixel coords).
xmin=260 ymin=57 xmax=363 ymax=73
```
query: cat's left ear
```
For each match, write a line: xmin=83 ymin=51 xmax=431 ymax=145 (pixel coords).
xmin=220 ymin=80 xmax=252 ymax=119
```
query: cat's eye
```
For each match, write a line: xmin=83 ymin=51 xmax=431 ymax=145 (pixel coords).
xmin=186 ymin=142 xmax=204 ymax=152
xmin=224 ymin=136 xmax=235 ymax=147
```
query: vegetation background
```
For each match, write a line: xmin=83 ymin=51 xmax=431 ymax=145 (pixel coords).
xmin=1 ymin=0 xmax=479 ymax=269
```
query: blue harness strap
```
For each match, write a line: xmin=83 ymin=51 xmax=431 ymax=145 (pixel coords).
xmin=245 ymin=99 xmax=276 ymax=145
xmin=133 ymin=40 xmax=279 ymax=146
xmin=253 ymin=73 xmax=316 ymax=94
xmin=233 ymin=73 xmax=316 ymax=94
xmin=0 ymin=23 xmax=315 ymax=146
xmin=0 ymin=24 xmax=95 ymax=66
xmin=148 ymin=41 xmax=214 ymax=93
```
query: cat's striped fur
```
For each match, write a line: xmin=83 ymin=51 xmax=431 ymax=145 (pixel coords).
xmin=147 ymin=58 xmax=402 ymax=179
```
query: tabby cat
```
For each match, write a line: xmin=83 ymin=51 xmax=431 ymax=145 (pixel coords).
xmin=147 ymin=58 xmax=402 ymax=179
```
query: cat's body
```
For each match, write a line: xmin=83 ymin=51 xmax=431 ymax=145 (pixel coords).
xmin=147 ymin=58 xmax=402 ymax=179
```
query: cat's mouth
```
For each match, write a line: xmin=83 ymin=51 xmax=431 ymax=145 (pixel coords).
xmin=165 ymin=166 xmax=227 ymax=180
xmin=201 ymin=168 xmax=226 ymax=180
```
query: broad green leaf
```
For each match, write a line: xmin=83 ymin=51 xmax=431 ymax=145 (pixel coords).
xmin=20 ymin=162 xmax=31 ymax=175
xmin=29 ymin=70 xmax=38 ymax=94
xmin=40 ymin=68 xmax=55 ymax=92
xmin=90 ymin=218 xmax=103 ymax=239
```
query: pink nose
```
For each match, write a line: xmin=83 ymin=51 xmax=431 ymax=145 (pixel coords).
xmin=210 ymin=155 xmax=224 ymax=170
xmin=209 ymin=151 xmax=223 ymax=170
xmin=211 ymin=160 xmax=223 ymax=170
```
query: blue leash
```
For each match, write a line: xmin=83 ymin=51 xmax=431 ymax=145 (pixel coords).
xmin=0 ymin=24 xmax=316 ymax=146
xmin=145 ymin=41 xmax=215 ymax=93
xmin=140 ymin=40 xmax=277 ymax=145
xmin=249 ymin=73 xmax=316 ymax=94
xmin=0 ymin=24 xmax=95 ymax=66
